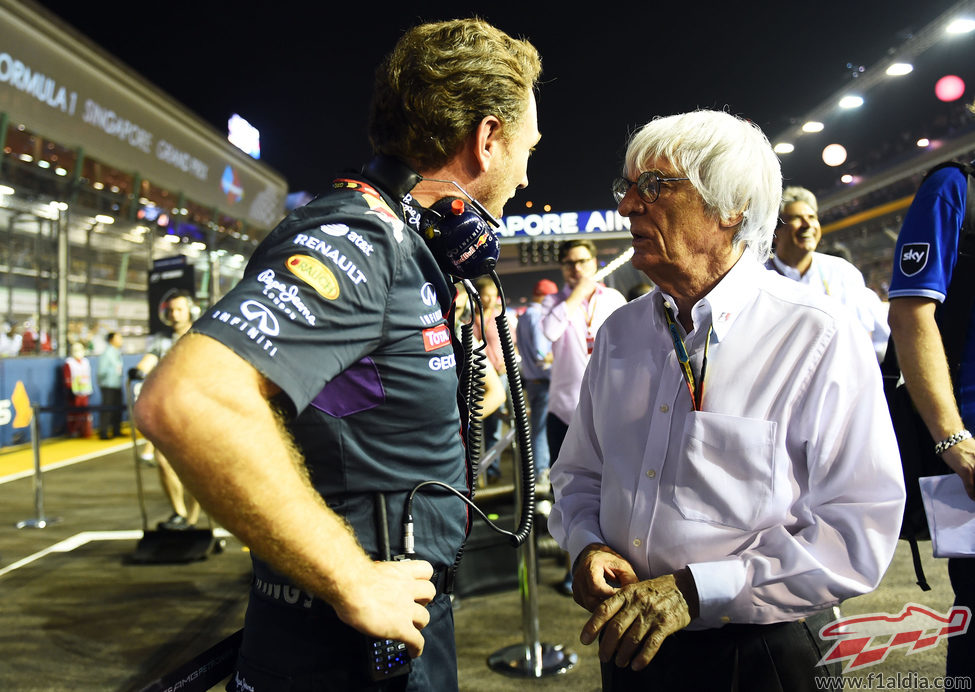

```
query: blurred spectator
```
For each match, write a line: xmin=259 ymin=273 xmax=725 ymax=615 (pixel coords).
xmin=63 ymin=341 xmax=93 ymax=438
xmin=97 ymin=331 xmax=124 ymax=439
xmin=516 ymin=278 xmax=558 ymax=480
xmin=0 ymin=322 xmax=21 ymax=357
xmin=472 ymin=275 xmax=510 ymax=482
xmin=767 ymin=185 xmax=891 ymax=361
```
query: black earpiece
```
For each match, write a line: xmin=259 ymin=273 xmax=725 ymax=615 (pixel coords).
xmin=420 ymin=197 xmax=500 ymax=279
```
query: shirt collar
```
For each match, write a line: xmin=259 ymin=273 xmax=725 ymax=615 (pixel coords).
xmin=657 ymin=252 xmax=763 ymax=343
xmin=768 ymin=254 xmax=803 ymax=280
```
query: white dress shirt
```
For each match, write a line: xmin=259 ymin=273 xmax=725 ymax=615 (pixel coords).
xmin=541 ymin=284 xmax=626 ymax=425
xmin=767 ymin=252 xmax=890 ymax=361
xmin=549 ymin=253 xmax=905 ymax=629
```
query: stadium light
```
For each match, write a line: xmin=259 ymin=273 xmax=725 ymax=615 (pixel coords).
xmin=945 ymin=18 xmax=975 ymax=34
xmin=822 ymin=144 xmax=847 ymax=166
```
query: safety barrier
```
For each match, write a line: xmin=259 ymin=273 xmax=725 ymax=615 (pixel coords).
xmin=14 ymin=401 xmax=127 ymax=530
xmin=481 ymin=426 xmax=578 ymax=678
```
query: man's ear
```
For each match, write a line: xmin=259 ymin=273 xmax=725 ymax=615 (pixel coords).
xmin=472 ymin=115 xmax=504 ymax=173
xmin=720 ymin=209 xmax=746 ymax=229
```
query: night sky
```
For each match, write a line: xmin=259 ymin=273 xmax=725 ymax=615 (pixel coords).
xmin=33 ymin=0 xmax=973 ymax=212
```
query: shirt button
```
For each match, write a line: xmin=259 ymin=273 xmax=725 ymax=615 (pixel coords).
xmin=660 ymin=405 xmax=670 ymax=413
xmin=633 ymin=538 xmax=642 ymax=547
xmin=646 ymin=469 xmax=657 ymax=479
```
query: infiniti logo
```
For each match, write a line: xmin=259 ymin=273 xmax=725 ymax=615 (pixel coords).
xmin=420 ymin=282 xmax=437 ymax=308
xmin=240 ymin=300 xmax=281 ymax=336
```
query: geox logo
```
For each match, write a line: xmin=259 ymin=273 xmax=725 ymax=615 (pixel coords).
xmin=899 ymin=242 xmax=929 ymax=277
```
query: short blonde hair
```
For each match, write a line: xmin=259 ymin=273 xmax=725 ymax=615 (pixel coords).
xmin=369 ymin=18 xmax=542 ymax=170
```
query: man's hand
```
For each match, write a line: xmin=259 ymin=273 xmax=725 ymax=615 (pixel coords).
xmin=571 ymin=543 xmax=639 ymax=612
xmin=580 ymin=571 xmax=696 ymax=671
xmin=333 ymin=559 xmax=437 ymax=659
xmin=567 ymin=277 xmax=598 ymax=310
xmin=942 ymin=437 xmax=975 ymax=500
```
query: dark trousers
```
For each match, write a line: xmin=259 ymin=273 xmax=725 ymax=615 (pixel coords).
xmin=230 ymin=592 xmax=457 ymax=691
xmin=947 ymin=557 xmax=975 ymax=684
xmin=600 ymin=618 xmax=840 ymax=692
xmin=546 ymin=412 xmax=570 ymax=465
xmin=99 ymin=387 xmax=122 ymax=438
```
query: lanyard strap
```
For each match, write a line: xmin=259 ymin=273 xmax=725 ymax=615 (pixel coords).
xmin=661 ymin=297 xmax=712 ymax=411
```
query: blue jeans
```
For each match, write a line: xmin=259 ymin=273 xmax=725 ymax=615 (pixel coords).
xmin=523 ymin=378 xmax=551 ymax=475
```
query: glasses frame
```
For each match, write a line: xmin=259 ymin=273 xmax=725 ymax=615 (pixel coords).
xmin=612 ymin=171 xmax=690 ymax=204
xmin=560 ymin=257 xmax=595 ymax=269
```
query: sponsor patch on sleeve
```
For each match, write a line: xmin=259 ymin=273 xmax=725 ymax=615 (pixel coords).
xmin=898 ymin=242 xmax=929 ymax=277
xmin=285 ymin=255 xmax=340 ymax=300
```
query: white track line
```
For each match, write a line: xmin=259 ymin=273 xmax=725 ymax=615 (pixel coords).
xmin=0 ymin=528 xmax=232 ymax=578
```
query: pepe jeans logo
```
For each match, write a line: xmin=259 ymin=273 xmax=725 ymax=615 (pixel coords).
xmin=817 ymin=604 xmax=971 ymax=671
xmin=899 ymin=242 xmax=930 ymax=277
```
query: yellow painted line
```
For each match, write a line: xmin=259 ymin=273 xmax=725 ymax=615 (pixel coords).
xmin=0 ymin=427 xmax=149 ymax=484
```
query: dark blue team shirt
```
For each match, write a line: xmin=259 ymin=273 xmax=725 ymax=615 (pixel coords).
xmin=191 ymin=175 xmax=468 ymax=570
xmin=889 ymin=165 xmax=975 ymax=424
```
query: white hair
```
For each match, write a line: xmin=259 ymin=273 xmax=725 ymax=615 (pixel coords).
xmin=623 ymin=110 xmax=782 ymax=260
xmin=780 ymin=186 xmax=818 ymax=215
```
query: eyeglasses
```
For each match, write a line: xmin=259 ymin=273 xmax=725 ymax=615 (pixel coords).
xmin=612 ymin=171 xmax=690 ymax=204
xmin=561 ymin=257 xmax=594 ymax=268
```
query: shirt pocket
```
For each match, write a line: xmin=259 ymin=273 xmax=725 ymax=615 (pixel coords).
xmin=673 ymin=411 xmax=777 ymax=531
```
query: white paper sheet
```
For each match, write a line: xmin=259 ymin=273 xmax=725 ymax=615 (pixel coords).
xmin=919 ymin=474 xmax=975 ymax=558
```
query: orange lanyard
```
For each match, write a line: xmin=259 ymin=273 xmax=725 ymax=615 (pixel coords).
xmin=661 ymin=298 xmax=712 ymax=412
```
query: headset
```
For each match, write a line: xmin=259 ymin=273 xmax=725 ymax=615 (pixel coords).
xmin=418 ymin=188 xmax=501 ymax=280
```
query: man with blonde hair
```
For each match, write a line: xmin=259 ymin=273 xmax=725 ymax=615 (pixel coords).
xmin=136 ymin=18 xmax=541 ymax=691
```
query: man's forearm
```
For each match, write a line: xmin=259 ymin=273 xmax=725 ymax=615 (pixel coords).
xmin=889 ymin=297 xmax=966 ymax=439
xmin=134 ymin=335 xmax=375 ymax=608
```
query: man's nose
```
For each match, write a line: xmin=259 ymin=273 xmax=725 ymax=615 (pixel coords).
xmin=618 ymin=185 xmax=643 ymax=217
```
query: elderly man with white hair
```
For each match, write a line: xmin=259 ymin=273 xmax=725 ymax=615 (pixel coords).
xmin=548 ymin=110 xmax=905 ymax=691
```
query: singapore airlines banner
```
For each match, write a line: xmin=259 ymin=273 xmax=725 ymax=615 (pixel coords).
xmin=0 ymin=2 xmax=286 ymax=230
xmin=497 ymin=209 xmax=631 ymax=238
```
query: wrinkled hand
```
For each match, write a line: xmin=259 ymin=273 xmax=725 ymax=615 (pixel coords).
xmin=571 ymin=543 xmax=639 ymax=612
xmin=942 ymin=438 xmax=975 ymax=500
xmin=333 ymin=559 xmax=436 ymax=659
xmin=580 ymin=572 xmax=694 ymax=671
